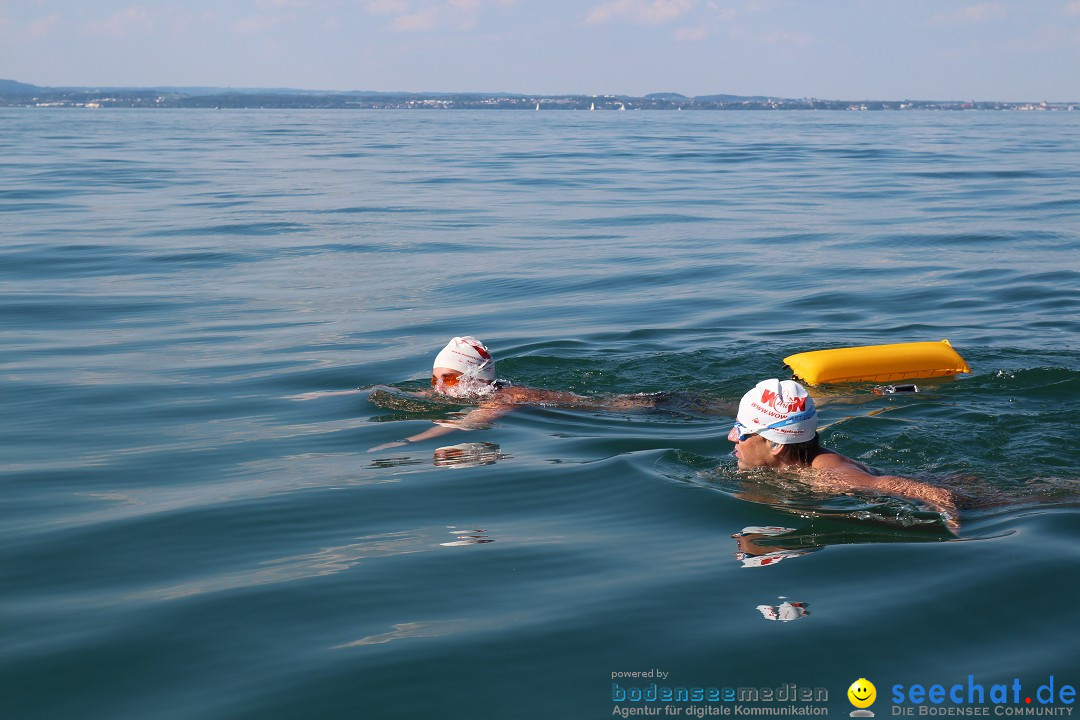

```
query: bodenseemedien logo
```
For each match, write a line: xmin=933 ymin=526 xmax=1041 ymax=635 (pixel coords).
xmin=849 ymin=678 xmax=877 ymax=717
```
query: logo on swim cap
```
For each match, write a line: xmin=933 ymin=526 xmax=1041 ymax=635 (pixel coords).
xmin=433 ymin=336 xmax=496 ymax=381
xmin=760 ymin=387 xmax=808 ymax=413
xmin=736 ymin=379 xmax=817 ymax=444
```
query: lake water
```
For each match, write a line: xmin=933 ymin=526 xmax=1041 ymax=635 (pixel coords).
xmin=2 ymin=109 xmax=1079 ymax=719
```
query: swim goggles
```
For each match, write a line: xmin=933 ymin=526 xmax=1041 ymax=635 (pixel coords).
xmin=431 ymin=371 xmax=463 ymax=388
xmin=731 ymin=409 xmax=816 ymax=442
xmin=431 ymin=354 xmax=492 ymax=389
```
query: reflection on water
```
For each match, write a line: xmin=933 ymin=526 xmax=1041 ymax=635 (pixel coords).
xmin=334 ymin=619 xmax=469 ymax=648
xmin=756 ymin=598 xmax=811 ymax=622
xmin=133 ymin=529 xmax=432 ymax=600
xmin=731 ymin=520 xmax=954 ymax=569
xmin=732 ymin=526 xmax=823 ymax=568
xmin=369 ymin=442 xmax=508 ymax=469
xmin=439 ymin=526 xmax=494 ymax=546
xmin=434 ymin=442 xmax=507 ymax=468
xmin=368 ymin=455 xmax=427 ymax=469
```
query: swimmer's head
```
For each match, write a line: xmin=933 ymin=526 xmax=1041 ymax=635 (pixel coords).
xmin=433 ymin=336 xmax=496 ymax=379
xmin=432 ymin=336 xmax=496 ymax=396
xmin=733 ymin=379 xmax=817 ymax=445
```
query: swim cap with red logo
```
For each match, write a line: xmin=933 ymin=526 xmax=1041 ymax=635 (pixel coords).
xmin=433 ymin=336 xmax=496 ymax=381
xmin=736 ymin=379 xmax=817 ymax=444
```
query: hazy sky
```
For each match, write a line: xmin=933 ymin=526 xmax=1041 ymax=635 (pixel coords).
xmin=3 ymin=0 xmax=1079 ymax=100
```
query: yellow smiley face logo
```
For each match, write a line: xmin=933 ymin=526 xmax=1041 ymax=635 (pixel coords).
xmin=848 ymin=679 xmax=877 ymax=709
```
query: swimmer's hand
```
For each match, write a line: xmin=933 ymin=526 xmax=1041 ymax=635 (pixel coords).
xmin=922 ymin=486 xmax=960 ymax=531
xmin=868 ymin=477 xmax=958 ymax=530
xmin=809 ymin=465 xmax=960 ymax=532
xmin=873 ymin=478 xmax=960 ymax=531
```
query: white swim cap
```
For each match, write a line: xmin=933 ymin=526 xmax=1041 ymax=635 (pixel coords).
xmin=433 ymin=336 xmax=496 ymax=381
xmin=736 ymin=379 xmax=817 ymax=444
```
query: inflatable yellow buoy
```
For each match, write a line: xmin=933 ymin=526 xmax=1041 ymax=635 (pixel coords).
xmin=784 ymin=340 xmax=971 ymax=385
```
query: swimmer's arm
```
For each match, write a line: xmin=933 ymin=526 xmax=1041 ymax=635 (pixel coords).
xmin=367 ymin=424 xmax=458 ymax=452
xmin=873 ymin=475 xmax=959 ymax=530
xmin=510 ymin=389 xmax=664 ymax=411
xmin=810 ymin=457 xmax=959 ymax=528
xmin=367 ymin=404 xmax=512 ymax=452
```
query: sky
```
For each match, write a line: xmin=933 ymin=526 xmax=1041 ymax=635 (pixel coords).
xmin=2 ymin=0 xmax=1079 ymax=101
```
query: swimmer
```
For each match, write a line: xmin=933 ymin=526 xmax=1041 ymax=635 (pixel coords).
xmin=369 ymin=335 xmax=675 ymax=451
xmin=728 ymin=378 xmax=959 ymax=527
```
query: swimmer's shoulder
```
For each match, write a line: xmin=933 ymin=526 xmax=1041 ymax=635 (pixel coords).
xmin=490 ymin=384 xmax=543 ymax=404
xmin=486 ymin=384 xmax=586 ymax=406
xmin=810 ymin=449 xmax=844 ymax=469
xmin=810 ymin=449 xmax=874 ymax=476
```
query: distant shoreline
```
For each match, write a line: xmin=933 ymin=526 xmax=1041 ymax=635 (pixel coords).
xmin=1 ymin=80 xmax=1075 ymax=111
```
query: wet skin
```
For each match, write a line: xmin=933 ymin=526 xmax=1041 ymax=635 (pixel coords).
xmin=727 ymin=425 xmax=958 ymax=528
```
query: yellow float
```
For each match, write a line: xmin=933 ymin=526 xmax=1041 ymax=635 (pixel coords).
xmin=783 ymin=339 xmax=971 ymax=385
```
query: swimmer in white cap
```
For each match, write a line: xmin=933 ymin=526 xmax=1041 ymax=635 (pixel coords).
xmin=369 ymin=335 xmax=673 ymax=451
xmin=429 ymin=335 xmax=499 ymax=398
xmin=729 ymin=379 xmax=958 ymax=526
